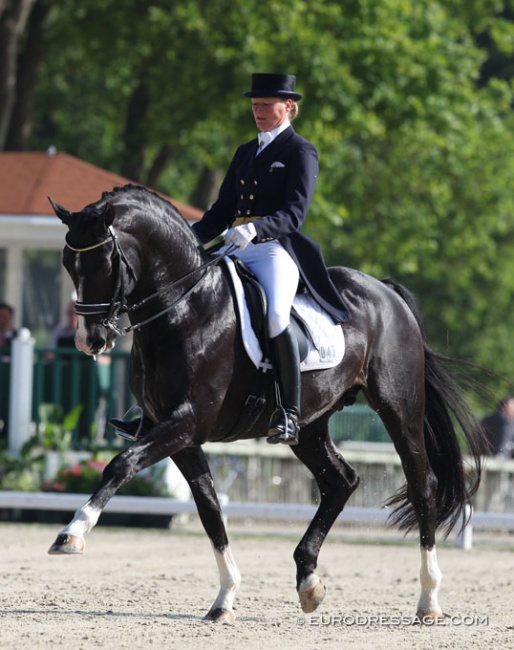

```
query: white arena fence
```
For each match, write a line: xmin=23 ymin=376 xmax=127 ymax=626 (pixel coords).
xmin=0 ymin=489 xmax=511 ymax=551
xmin=2 ymin=441 xmax=513 ymax=551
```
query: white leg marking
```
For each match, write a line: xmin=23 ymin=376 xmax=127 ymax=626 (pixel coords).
xmin=417 ymin=547 xmax=442 ymax=617
xmin=298 ymin=573 xmax=319 ymax=593
xmin=210 ymin=544 xmax=241 ymax=612
xmin=61 ymin=502 xmax=101 ymax=538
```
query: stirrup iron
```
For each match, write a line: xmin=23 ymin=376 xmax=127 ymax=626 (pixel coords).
xmin=267 ymin=406 xmax=299 ymax=446
xmin=110 ymin=405 xmax=145 ymax=442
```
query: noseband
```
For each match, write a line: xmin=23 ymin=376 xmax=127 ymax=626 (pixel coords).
xmin=66 ymin=226 xmax=233 ymax=336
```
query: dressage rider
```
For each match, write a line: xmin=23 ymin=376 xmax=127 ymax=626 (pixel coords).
xmin=191 ymin=73 xmax=351 ymax=445
xmin=111 ymin=73 xmax=350 ymax=446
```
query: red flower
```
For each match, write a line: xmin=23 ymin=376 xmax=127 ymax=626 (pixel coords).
xmin=88 ymin=460 xmax=107 ymax=472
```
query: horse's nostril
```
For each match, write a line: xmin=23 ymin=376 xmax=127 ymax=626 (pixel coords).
xmin=88 ymin=336 xmax=106 ymax=354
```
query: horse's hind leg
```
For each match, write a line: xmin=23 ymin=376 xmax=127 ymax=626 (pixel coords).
xmin=291 ymin=415 xmax=360 ymax=613
xmin=171 ymin=446 xmax=241 ymax=625
xmin=386 ymin=424 xmax=442 ymax=620
xmin=390 ymin=430 xmax=443 ymax=620
xmin=368 ymin=392 xmax=443 ymax=621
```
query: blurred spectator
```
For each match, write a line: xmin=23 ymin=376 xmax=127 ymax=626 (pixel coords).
xmin=46 ymin=299 xmax=91 ymax=440
xmin=480 ymin=396 xmax=514 ymax=458
xmin=0 ymin=302 xmax=17 ymax=350
xmin=0 ymin=302 xmax=17 ymax=439
xmin=46 ymin=299 xmax=111 ymax=442
xmin=49 ymin=299 xmax=77 ymax=349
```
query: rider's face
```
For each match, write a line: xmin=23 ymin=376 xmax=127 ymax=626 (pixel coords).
xmin=251 ymin=97 xmax=292 ymax=132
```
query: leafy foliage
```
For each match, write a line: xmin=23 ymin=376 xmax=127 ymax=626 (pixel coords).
xmin=3 ymin=0 xmax=514 ymax=395
xmin=0 ymin=437 xmax=44 ymax=492
xmin=37 ymin=403 xmax=82 ymax=451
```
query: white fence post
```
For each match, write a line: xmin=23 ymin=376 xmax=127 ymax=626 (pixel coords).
xmin=8 ymin=328 xmax=34 ymax=457
xmin=455 ymin=503 xmax=473 ymax=550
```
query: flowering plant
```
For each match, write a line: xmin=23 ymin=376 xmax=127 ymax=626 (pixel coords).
xmin=41 ymin=457 xmax=172 ymax=497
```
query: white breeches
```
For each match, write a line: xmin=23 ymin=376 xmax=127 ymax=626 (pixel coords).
xmin=233 ymin=240 xmax=300 ymax=338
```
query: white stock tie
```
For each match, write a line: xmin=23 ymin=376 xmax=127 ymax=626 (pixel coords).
xmin=257 ymin=132 xmax=272 ymax=155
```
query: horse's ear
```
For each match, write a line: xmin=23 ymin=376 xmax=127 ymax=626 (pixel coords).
xmin=48 ymin=196 xmax=72 ymax=224
xmin=102 ymin=202 xmax=116 ymax=228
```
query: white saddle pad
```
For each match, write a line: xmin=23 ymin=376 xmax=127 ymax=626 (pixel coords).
xmin=224 ymin=257 xmax=345 ymax=372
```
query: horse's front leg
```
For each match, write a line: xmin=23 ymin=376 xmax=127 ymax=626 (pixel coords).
xmin=48 ymin=422 xmax=190 ymax=555
xmin=172 ymin=446 xmax=241 ymax=624
xmin=47 ymin=500 xmax=99 ymax=555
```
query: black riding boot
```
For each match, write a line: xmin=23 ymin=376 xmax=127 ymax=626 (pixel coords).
xmin=267 ymin=325 xmax=301 ymax=446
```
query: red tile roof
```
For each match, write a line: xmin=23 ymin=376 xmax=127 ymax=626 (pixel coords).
xmin=0 ymin=151 xmax=202 ymax=221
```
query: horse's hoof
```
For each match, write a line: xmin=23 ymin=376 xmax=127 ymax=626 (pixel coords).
xmin=202 ymin=607 xmax=236 ymax=625
xmin=48 ymin=534 xmax=85 ymax=555
xmin=415 ymin=609 xmax=444 ymax=624
xmin=298 ymin=577 xmax=326 ymax=613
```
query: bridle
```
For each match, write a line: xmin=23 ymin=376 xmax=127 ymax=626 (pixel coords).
xmin=66 ymin=226 xmax=234 ymax=336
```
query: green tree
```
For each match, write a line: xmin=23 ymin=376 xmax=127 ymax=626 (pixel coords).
xmin=3 ymin=0 xmax=514 ymax=391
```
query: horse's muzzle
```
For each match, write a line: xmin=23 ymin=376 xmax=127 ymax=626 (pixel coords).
xmin=76 ymin=321 xmax=115 ymax=355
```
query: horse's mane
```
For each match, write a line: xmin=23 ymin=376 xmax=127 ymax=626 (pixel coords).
xmin=100 ymin=184 xmax=182 ymax=217
xmin=88 ymin=184 xmax=196 ymax=245
xmin=100 ymin=183 xmax=160 ymax=203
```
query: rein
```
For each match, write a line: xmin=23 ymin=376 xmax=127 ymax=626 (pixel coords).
xmin=67 ymin=226 xmax=234 ymax=335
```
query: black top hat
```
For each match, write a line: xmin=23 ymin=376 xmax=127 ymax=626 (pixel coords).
xmin=243 ymin=73 xmax=302 ymax=101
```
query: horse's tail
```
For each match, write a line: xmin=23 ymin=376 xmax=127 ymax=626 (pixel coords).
xmin=381 ymin=279 xmax=484 ymax=535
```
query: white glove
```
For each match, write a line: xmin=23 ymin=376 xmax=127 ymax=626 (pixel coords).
xmin=224 ymin=223 xmax=257 ymax=250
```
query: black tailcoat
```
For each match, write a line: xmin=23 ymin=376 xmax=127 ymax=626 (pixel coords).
xmin=193 ymin=126 xmax=351 ymax=323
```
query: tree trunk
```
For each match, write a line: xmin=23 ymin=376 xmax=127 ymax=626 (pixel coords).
xmin=145 ymin=144 xmax=175 ymax=189
xmin=190 ymin=165 xmax=223 ymax=211
xmin=5 ymin=0 xmax=49 ymax=150
xmin=120 ymin=81 xmax=149 ymax=181
xmin=0 ymin=0 xmax=36 ymax=149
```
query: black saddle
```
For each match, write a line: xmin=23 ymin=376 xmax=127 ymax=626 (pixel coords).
xmin=232 ymin=258 xmax=309 ymax=363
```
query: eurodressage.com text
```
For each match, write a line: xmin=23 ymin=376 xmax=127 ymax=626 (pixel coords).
xmin=298 ymin=614 xmax=489 ymax=627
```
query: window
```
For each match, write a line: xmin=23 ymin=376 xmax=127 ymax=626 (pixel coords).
xmin=22 ymin=249 xmax=61 ymax=345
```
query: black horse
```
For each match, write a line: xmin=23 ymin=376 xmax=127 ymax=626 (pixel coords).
xmin=48 ymin=184 xmax=482 ymax=624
